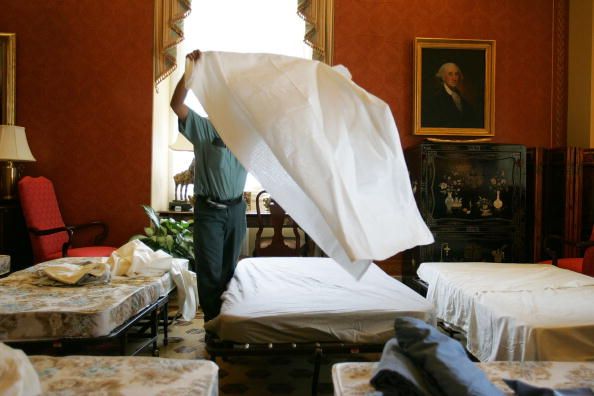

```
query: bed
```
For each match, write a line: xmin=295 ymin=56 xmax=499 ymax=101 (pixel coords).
xmin=204 ymin=257 xmax=435 ymax=392
xmin=0 ymin=257 xmax=175 ymax=356
xmin=30 ymin=356 xmax=218 ymax=395
xmin=416 ymin=261 xmax=594 ymax=361
xmin=332 ymin=361 xmax=594 ymax=395
xmin=2 ymin=342 xmax=218 ymax=396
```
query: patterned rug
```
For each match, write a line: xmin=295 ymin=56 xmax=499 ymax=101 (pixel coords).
xmin=156 ymin=304 xmax=380 ymax=395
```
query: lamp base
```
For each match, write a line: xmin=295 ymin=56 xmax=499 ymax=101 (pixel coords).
xmin=169 ymin=200 xmax=193 ymax=212
xmin=0 ymin=161 xmax=18 ymax=200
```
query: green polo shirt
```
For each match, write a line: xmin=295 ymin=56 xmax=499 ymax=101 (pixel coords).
xmin=178 ymin=110 xmax=247 ymax=200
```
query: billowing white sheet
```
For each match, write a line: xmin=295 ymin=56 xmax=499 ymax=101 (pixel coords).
xmin=417 ymin=262 xmax=594 ymax=361
xmin=185 ymin=52 xmax=433 ymax=278
xmin=205 ymin=257 xmax=435 ymax=343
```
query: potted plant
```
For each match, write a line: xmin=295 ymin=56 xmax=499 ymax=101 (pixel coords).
xmin=130 ymin=205 xmax=195 ymax=270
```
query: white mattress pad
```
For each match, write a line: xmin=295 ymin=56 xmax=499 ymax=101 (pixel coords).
xmin=205 ymin=257 xmax=435 ymax=344
xmin=417 ymin=262 xmax=594 ymax=361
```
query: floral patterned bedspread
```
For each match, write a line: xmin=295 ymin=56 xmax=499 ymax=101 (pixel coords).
xmin=30 ymin=355 xmax=218 ymax=396
xmin=332 ymin=361 xmax=594 ymax=395
xmin=0 ymin=257 xmax=174 ymax=341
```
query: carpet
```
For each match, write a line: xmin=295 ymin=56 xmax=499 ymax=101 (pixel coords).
xmin=157 ymin=305 xmax=380 ymax=395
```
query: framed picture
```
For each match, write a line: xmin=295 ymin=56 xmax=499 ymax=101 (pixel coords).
xmin=0 ymin=33 xmax=16 ymax=125
xmin=414 ymin=38 xmax=495 ymax=137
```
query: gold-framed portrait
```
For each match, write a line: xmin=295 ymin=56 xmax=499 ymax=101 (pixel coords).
xmin=414 ymin=37 xmax=495 ymax=137
xmin=0 ymin=33 xmax=16 ymax=125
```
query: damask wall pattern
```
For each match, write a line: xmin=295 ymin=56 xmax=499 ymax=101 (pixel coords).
xmin=333 ymin=0 xmax=566 ymax=150
xmin=0 ymin=0 xmax=567 ymax=250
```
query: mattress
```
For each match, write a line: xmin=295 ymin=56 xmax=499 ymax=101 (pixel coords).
xmin=30 ymin=355 xmax=218 ymax=396
xmin=205 ymin=257 xmax=435 ymax=343
xmin=417 ymin=261 xmax=594 ymax=361
xmin=0 ymin=257 xmax=174 ymax=341
xmin=331 ymin=361 xmax=594 ymax=396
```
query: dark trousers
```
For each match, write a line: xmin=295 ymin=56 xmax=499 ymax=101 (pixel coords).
xmin=194 ymin=199 xmax=246 ymax=322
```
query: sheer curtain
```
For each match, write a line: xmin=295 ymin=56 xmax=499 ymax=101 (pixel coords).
xmin=152 ymin=0 xmax=332 ymax=209
xmin=157 ymin=1 xmax=312 ymax=207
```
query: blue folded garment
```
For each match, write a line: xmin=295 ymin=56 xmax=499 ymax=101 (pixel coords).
xmin=503 ymin=379 xmax=594 ymax=396
xmin=370 ymin=338 xmax=442 ymax=396
xmin=393 ymin=317 xmax=503 ymax=396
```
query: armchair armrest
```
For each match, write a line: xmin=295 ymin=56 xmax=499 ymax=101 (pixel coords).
xmin=69 ymin=221 xmax=109 ymax=245
xmin=28 ymin=226 xmax=75 ymax=259
xmin=29 ymin=221 xmax=109 ymax=258
xmin=543 ymin=234 xmax=594 ymax=267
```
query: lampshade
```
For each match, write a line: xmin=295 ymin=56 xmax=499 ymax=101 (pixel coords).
xmin=169 ymin=133 xmax=193 ymax=151
xmin=0 ymin=125 xmax=36 ymax=162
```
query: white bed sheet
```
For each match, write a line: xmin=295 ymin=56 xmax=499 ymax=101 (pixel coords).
xmin=205 ymin=257 xmax=435 ymax=344
xmin=417 ymin=262 xmax=594 ymax=361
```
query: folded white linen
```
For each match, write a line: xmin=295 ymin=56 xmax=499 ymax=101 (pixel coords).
xmin=108 ymin=240 xmax=198 ymax=321
xmin=0 ymin=343 xmax=41 ymax=396
xmin=185 ymin=51 xmax=433 ymax=279
xmin=38 ymin=262 xmax=111 ymax=286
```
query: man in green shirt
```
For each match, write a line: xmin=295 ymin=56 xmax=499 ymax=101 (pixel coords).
xmin=170 ymin=50 xmax=248 ymax=323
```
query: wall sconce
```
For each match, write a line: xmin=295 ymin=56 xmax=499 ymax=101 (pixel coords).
xmin=0 ymin=125 xmax=36 ymax=200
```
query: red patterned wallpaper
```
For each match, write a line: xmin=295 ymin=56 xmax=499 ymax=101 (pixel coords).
xmin=334 ymin=0 xmax=566 ymax=149
xmin=0 ymin=0 xmax=153 ymax=247
xmin=0 ymin=0 xmax=567 ymax=255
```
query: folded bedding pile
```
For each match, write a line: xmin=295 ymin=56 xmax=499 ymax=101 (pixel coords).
xmin=0 ymin=342 xmax=41 ymax=396
xmin=108 ymin=240 xmax=198 ymax=321
xmin=371 ymin=317 xmax=502 ymax=396
xmin=35 ymin=261 xmax=111 ymax=286
xmin=369 ymin=317 xmax=593 ymax=396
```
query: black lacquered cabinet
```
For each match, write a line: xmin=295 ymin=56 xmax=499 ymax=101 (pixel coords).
xmin=404 ymin=142 xmax=527 ymax=275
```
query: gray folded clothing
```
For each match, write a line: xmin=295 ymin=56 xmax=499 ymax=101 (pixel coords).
xmin=370 ymin=338 xmax=442 ymax=396
xmin=503 ymin=379 xmax=594 ymax=396
xmin=393 ymin=317 xmax=503 ymax=396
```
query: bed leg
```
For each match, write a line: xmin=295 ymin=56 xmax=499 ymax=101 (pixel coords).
xmin=151 ymin=308 xmax=158 ymax=355
xmin=311 ymin=346 xmax=322 ymax=396
xmin=162 ymin=300 xmax=169 ymax=346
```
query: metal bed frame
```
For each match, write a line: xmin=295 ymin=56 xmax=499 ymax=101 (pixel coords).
xmin=207 ymin=337 xmax=384 ymax=396
xmin=4 ymin=295 xmax=169 ymax=357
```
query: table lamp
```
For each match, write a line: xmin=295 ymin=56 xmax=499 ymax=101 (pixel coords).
xmin=169 ymin=133 xmax=194 ymax=211
xmin=0 ymin=125 xmax=36 ymax=200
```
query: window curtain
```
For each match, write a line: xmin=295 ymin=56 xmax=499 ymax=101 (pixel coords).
xmin=297 ymin=0 xmax=334 ymax=64
xmin=152 ymin=0 xmax=191 ymax=210
xmin=154 ymin=0 xmax=192 ymax=88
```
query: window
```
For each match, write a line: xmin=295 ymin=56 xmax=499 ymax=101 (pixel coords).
xmin=169 ymin=0 xmax=312 ymax=203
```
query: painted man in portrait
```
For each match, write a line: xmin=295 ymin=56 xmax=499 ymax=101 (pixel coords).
xmin=422 ymin=62 xmax=482 ymax=129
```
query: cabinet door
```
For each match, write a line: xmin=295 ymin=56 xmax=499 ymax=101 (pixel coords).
xmin=421 ymin=145 xmax=525 ymax=227
xmin=420 ymin=227 xmax=524 ymax=263
xmin=405 ymin=143 xmax=528 ymax=269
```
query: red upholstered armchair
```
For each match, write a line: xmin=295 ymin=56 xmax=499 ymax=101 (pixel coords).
xmin=540 ymin=225 xmax=594 ymax=277
xmin=18 ymin=176 xmax=116 ymax=263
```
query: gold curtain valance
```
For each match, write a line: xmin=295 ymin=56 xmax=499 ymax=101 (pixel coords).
xmin=297 ymin=0 xmax=334 ymax=64
xmin=154 ymin=0 xmax=192 ymax=88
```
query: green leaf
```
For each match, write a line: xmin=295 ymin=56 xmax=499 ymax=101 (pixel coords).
xmin=142 ymin=205 xmax=161 ymax=229
xmin=137 ymin=205 xmax=195 ymax=258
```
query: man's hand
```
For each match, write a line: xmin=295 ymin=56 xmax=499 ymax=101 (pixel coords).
xmin=170 ymin=50 xmax=202 ymax=121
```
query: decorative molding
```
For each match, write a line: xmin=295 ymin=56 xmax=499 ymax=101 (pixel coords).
xmin=552 ymin=0 xmax=568 ymax=148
